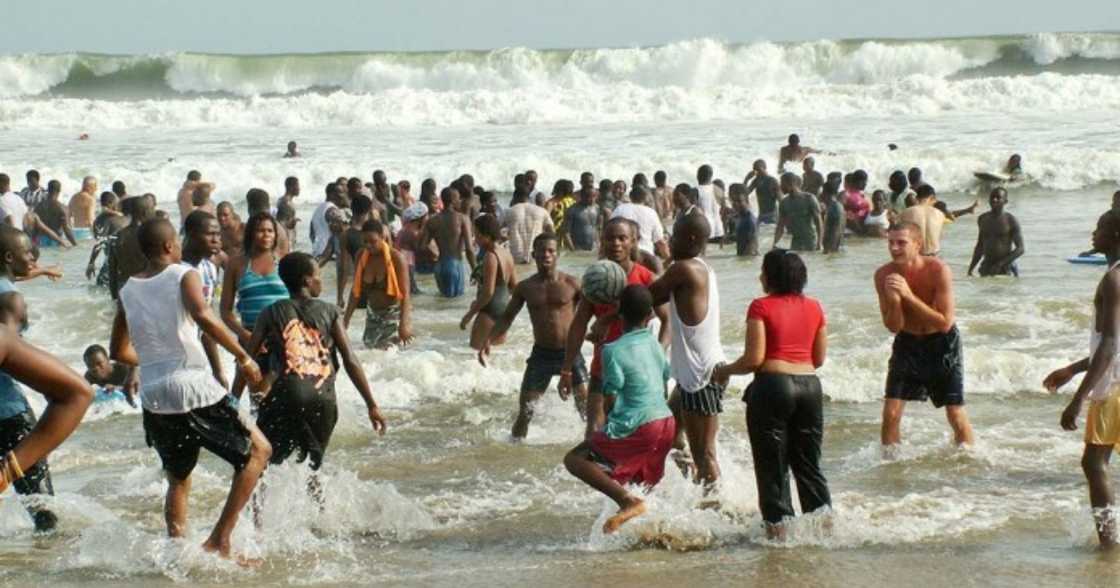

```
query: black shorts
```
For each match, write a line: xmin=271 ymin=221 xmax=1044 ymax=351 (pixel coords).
xmin=885 ymin=326 xmax=965 ymax=408
xmin=257 ymin=386 xmax=339 ymax=470
xmin=143 ymin=396 xmax=252 ymax=481
xmin=521 ymin=345 xmax=588 ymax=393
xmin=679 ymin=381 xmax=726 ymax=416
xmin=0 ymin=409 xmax=57 ymax=531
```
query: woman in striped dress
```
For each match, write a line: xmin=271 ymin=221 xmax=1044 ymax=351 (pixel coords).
xmin=220 ymin=212 xmax=289 ymax=398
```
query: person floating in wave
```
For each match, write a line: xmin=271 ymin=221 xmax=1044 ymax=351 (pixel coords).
xmin=480 ymin=233 xmax=589 ymax=439
xmin=875 ymin=222 xmax=974 ymax=449
xmin=563 ymin=284 xmax=676 ymax=534
xmin=968 ymin=188 xmax=1025 ymax=277
xmin=284 ymin=141 xmax=300 ymax=158
xmin=778 ymin=134 xmax=820 ymax=173
xmin=1045 ymin=210 xmax=1120 ymax=548
xmin=82 ymin=344 xmax=135 ymax=405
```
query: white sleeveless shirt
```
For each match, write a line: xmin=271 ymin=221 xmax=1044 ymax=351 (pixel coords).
xmin=669 ymin=258 xmax=726 ymax=392
xmin=119 ymin=264 xmax=226 ymax=414
xmin=1090 ymin=261 xmax=1120 ymax=401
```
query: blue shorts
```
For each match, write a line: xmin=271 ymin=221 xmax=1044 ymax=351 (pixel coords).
xmin=435 ymin=257 xmax=466 ymax=298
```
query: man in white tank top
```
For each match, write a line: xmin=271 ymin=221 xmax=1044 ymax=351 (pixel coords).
xmin=694 ymin=165 xmax=726 ymax=242
xmin=1044 ymin=211 xmax=1120 ymax=547
xmin=109 ymin=218 xmax=271 ymax=563
xmin=649 ymin=213 xmax=726 ymax=491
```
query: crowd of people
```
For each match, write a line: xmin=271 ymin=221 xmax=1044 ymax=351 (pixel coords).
xmin=4 ymin=132 xmax=1120 ymax=565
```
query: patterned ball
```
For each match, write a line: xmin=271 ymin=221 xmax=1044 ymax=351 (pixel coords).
xmin=581 ymin=260 xmax=627 ymax=305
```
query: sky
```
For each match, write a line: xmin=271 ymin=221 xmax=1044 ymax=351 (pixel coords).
xmin=2 ymin=0 xmax=1118 ymax=54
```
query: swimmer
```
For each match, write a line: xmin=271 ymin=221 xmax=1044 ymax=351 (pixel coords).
xmin=110 ymin=218 xmax=268 ymax=563
xmin=82 ymin=344 xmax=134 ymax=403
xmin=460 ymin=214 xmax=517 ymax=350
xmin=1044 ymin=211 xmax=1120 ymax=547
xmin=862 ymin=191 xmax=892 ymax=238
xmin=18 ymin=170 xmax=46 ymax=208
xmin=481 ymin=233 xmax=587 ymax=438
xmin=728 ymin=184 xmax=758 ymax=257
xmin=875 ymin=222 xmax=974 ymax=448
xmin=177 ymin=171 xmax=215 ymax=224
xmin=802 ymin=157 xmax=824 ymax=196
xmin=821 ymin=182 xmax=845 ymax=253
xmin=563 ymin=175 xmax=601 ymax=252
xmin=778 ymin=134 xmax=819 ymax=172
xmin=563 ymin=285 xmax=675 ymax=534
xmin=652 ymin=171 xmax=673 ymax=227
xmin=283 ymin=141 xmax=300 ymax=158
xmin=108 ymin=196 xmax=156 ymax=300
xmin=216 ymin=202 xmax=244 ymax=259
xmin=967 ymin=188 xmax=1025 ymax=277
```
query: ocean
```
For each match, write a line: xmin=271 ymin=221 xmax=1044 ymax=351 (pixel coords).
xmin=1 ymin=31 xmax=1119 ymax=586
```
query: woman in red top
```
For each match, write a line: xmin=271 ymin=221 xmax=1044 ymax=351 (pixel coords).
xmin=713 ymin=249 xmax=831 ymax=539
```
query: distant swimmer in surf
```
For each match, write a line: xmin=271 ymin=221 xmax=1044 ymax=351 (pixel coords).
xmin=778 ymin=134 xmax=819 ymax=172
xmin=967 ymin=188 xmax=1025 ymax=277
xmin=1044 ymin=210 xmax=1120 ymax=547
xmin=284 ymin=141 xmax=300 ymax=158
xmin=875 ymin=222 xmax=974 ymax=449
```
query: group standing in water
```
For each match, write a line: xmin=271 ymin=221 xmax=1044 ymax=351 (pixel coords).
xmin=5 ymin=133 xmax=1120 ymax=562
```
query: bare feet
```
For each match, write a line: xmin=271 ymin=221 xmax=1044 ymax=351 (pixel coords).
xmin=603 ymin=497 xmax=646 ymax=534
xmin=202 ymin=538 xmax=263 ymax=568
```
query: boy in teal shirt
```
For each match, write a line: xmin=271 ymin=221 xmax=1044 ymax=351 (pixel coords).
xmin=563 ymin=284 xmax=676 ymax=534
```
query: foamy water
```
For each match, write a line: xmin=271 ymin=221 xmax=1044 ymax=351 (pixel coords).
xmin=1 ymin=32 xmax=1119 ymax=587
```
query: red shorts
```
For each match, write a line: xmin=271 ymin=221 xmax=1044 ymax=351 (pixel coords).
xmin=589 ymin=416 xmax=676 ymax=487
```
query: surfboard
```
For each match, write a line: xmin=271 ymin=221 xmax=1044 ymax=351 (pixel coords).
xmin=1068 ymin=254 xmax=1108 ymax=266
xmin=974 ymin=171 xmax=1010 ymax=183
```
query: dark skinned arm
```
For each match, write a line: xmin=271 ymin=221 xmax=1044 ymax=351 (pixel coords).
xmin=219 ymin=259 xmax=252 ymax=345
xmin=1063 ymin=271 xmax=1120 ymax=430
xmin=183 ymin=270 xmax=260 ymax=388
xmin=331 ymin=314 xmax=386 ymax=433
xmin=0 ymin=328 xmax=92 ymax=490
xmin=478 ymin=284 xmax=526 ymax=366
xmin=967 ymin=216 xmax=985 ymax=276
xmin=560 ymin=298 xmax=594 ymax=397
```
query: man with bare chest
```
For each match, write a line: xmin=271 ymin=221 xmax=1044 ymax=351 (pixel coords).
xmin=875 ymin=222 xmax=975 ymax=448
xmin=422 ymin=187 xmax=476 ymax=298
xmin=968 ymin=188 xmax=1025 ymax=277
xmin=480 ymin=233 xmax=587 ymax=439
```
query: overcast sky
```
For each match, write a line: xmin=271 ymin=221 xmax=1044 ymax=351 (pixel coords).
xmin=3 ymin=0 xmax=1117 ymax=54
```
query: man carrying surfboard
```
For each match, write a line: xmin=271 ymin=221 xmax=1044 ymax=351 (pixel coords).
xmin=968 ymin=188 xmax=1025 ymax=277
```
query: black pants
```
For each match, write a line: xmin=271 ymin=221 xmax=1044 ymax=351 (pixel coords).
xmin=745 ymin=373 xmax=831 ymax=525
xmin=0 ymin=410 xmax=57 ymax=531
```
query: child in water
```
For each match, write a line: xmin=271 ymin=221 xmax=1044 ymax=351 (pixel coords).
xmin=563 ymin=284 xmax=676 ymax=534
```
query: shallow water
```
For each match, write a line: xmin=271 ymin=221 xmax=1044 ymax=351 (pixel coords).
xmin=0 ymin=112 xmax=1117 ymax=587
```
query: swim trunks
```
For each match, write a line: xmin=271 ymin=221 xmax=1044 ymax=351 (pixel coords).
xmin=588 ymin=415 xmax=676 ymax=486
xmin=73 ymin=227 xmax=92 ymax=241
xmin=520 ymin=345 xmax=588 ymax=392
xmin=363 ymin=305 xmax=401 ymax=349
xmin=257 ymin=382 xmax=339 ymax=470
xmin=1086 ymin=387 xmax=1120 ymax=447
xmin=35 ymin=235 xmax=60 ymax=248
xmin=435 ymin=257 xmax=466 ymax=298
xmin=678 ymin=380 xmax=726 ymax=416
xmin=885 ymin=325 xmax=964 ymax=407
xmin=142 ymin=395 xmax=252 ymax=480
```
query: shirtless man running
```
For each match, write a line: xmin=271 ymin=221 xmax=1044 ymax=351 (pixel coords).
xmin=480 ymin=233 xmax=588 ymax=439
xmin=968 ymin=188 xmax=1025 ymax=277
xmin=875 ymin=222 xmax=975 ymax=448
